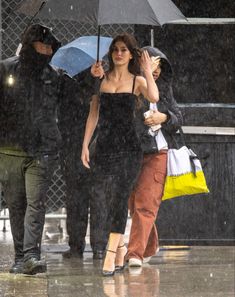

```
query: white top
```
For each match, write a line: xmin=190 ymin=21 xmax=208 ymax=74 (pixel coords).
xmin=149 ymin=103 xmax=168 ymax=151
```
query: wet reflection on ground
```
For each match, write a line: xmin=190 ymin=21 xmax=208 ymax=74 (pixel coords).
xmin=0 ymin=219 xmax=234 ymax=297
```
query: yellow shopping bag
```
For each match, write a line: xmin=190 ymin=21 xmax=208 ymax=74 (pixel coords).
xmin=162 ymin=146 xmax=209 ymax=201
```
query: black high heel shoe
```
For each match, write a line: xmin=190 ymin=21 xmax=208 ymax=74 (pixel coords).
xmin=115 ymin=244 xmax=127 ymax=272
xmin=102 ymin=250 xmax=116 ymax=277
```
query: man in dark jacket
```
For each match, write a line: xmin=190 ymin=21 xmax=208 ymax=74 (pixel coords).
xmin=0 ymin=24 xmax=61 ymax=275
xmin=58 ymin=69 xmax=108 ymax=260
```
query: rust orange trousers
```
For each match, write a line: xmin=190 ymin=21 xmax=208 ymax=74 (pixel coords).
xmin=127 ymin=150 xmax=167 ymax=261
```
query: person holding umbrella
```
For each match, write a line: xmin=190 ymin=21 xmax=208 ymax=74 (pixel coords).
xmin=81 ymin=33 xmax=160 ymax=276
xmin=126 ymin=46 xmax=183 ymax=267
xmin=58 ymin=67 xmax=109 ymax=260
xmin=52 ymin=35 xmax=111 ymax=260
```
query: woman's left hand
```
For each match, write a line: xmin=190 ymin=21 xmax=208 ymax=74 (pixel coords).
xmin=140 ymin=50 xmax=154 ymax=74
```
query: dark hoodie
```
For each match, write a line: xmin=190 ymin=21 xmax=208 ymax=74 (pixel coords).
xmin=0 ymin=24 xmax=62 ymax=156
xmin=135 ymin=46 xmax=183 ymax=152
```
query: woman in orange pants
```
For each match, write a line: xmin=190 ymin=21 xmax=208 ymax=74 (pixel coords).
xmin=126 ymin=46 xmax=183 ymax=267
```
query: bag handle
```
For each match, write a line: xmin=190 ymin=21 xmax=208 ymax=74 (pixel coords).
xmin=170 ymin=126 xmax=186 ymax=149
xmin=172 ymin=127 xmax=198 ymax=176
xmin=178 ymin=127 xmax=186 ymax=146
xmin=181 ymin=127 xmax=200 ymax=175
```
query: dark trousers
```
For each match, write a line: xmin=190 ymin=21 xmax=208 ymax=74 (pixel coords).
xmin=60 ymin=150 xmax=109 ymax=252
xmin=0 ymin=152 xmax=57 ymax=261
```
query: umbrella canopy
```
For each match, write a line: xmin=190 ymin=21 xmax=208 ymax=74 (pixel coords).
xmin=50 ymin=35 xmax=112 ymax=77
xmin=16 ymin=0 xmax=186 ymax=26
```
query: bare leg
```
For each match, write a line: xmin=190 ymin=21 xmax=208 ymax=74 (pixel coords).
xmin=115 ymin=236 xmax=127 ymax=268
xmin=103 ymin=232 xmax=121 ymax=273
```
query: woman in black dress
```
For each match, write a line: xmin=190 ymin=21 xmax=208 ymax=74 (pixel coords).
xmin=81 ymin=33 xmax=159 ymax=276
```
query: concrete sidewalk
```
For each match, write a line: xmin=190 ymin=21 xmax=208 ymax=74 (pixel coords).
xmin=0 ymin=218 xmax=234 ymax=297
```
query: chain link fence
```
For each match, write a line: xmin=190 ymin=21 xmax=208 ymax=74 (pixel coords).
xmin=0 ymin=0 xmax=134 ymax=216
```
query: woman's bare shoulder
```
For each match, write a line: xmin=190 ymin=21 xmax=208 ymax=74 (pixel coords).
xmin=135 ymin=75 xmax=146 ymax=83
xmin=135 ymin=75 xmax=147 ymax=90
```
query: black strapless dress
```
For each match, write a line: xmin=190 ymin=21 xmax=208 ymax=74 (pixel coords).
xmin=92 ymin=91 xmax=142 ymax=234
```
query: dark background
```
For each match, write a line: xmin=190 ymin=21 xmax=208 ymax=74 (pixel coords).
xmin=135 ymin=0 xmax=235 ymax=104
xmin=172 ymin=0 xmax=235 ymax=18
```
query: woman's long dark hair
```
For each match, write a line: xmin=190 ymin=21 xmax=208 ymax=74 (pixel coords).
xmin=106 ymin=33 xmax=142 ymax=78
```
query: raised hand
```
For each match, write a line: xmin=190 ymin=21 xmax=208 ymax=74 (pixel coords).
xmin=140 ymin=50 xmax=154 ymax=74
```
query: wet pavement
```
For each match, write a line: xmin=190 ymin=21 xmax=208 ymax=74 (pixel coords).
xmin=0 ymin=217 xmax=234 ymax=297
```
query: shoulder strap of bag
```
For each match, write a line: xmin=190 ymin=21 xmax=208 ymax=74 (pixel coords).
xmin=178 ymin=127 xmax=186 ymax=146
xmin=170 ymin=126 xmax=186 ymax=149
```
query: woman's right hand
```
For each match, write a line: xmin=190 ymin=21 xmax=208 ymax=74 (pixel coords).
xmin=91 ymin=61 xmax=105 ymax=79
xmin=81 ymin=145 xmax=90 ymax=169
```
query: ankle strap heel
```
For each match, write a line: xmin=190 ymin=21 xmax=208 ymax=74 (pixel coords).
xmin=102 ymin=250 xmax=116 ymax=277
xmin=115 ymin=245 xmax=127 ymax=273
xmin=106 ymin=249 xmax=116 ymax=254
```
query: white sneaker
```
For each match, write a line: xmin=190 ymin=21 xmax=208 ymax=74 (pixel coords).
xmin=143 ymin=256 xmax=152 ymax=264
xmin=128 ymin=258 xmax=142 ymax=267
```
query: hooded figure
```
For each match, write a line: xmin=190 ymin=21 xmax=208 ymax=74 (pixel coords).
xmin=0 ymin=24 xmax=62 ymax=275
xmin=134 ymin=46 xmax=183 ymax=151
xmin=21 ymin=23 xmax=61 ymax=55
xmin=126 ymin=46 xmax=183 ymax=267
xmin=0 ymin=23 xmax=61 ymax=154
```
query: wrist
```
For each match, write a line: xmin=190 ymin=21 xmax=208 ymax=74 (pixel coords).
xmin=144 ymin=69 xmax=153 ymax=76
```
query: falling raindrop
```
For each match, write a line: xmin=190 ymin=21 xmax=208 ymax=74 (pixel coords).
xmin=70 ymin=5 xmax=74 ymax=10
xmin=48 ymin=8 xmax=51 ymax=13
xmin=210 ymin=273 xmax=213 ymax=277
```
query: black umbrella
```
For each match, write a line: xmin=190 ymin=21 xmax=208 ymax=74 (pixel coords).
xmin=16 ymin=0 xmax=186 ymax=59
xmin=16 ymin=0 xmax=186 ymax=26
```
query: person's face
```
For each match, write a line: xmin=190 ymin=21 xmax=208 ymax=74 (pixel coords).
xmin=151 ymin=56 xmax=161 ymax=81
xmin=33 ymin=41 xmax=53 ymax=56
xmin=111 ymin=41 xmax=133 ymax=66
